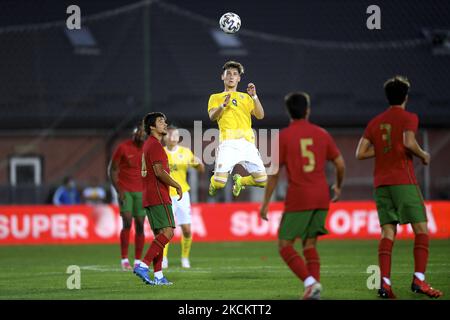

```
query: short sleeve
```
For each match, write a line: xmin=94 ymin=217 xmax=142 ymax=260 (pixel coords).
xmin=112 ymin=144 xmax=123 ymax=164
xmin=326 ymin=132 xmax=340 ymax=161
xmin=147 ymin=142 xmax=166 ymax=165
xmin=208 ymin=95 xmax=218 ymax=112
xmin=404 ymin=113 xmax=418 ymax=133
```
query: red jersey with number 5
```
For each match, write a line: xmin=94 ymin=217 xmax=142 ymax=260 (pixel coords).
xmin=279 ymin=119 xmax=341 ymax=212
xmin=363 ymin=106 xmax=418 ymax=187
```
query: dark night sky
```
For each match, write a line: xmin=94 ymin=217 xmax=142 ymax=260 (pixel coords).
xmin=1 ymin=0 xmax=448 ymax=41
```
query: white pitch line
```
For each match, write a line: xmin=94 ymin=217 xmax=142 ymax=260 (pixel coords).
xmin=78 ymin=265 xmax=450 ymax=275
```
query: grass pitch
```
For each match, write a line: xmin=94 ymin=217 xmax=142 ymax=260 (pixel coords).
xmin=0 ymin=240 xmax=448 ymax=300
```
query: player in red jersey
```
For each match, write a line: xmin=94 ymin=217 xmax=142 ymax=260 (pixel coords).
xmin=260 ymin=92 xmax=345 ymax=300
xmin=109 ymin=123 xmax=146 ymax=271
xmin=133 ymin=112 xmax=182 ymax=286
xmin=356 ymin=76 xmax=443 ymax=299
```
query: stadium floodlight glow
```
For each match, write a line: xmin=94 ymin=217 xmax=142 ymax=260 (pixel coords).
xmin=422 ymin=28 xmax=450 ymax=55
xmin=64 ymin=26 xmax=100 ymax=55
xmin=210 ymin=29 xmax=247 ymax=56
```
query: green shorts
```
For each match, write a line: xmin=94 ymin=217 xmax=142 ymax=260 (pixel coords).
xmin=278 ymin=210 xmax=328 ymax=241
xmin=374 ymin=185 xmax=427 ymax=226
xmin=145 ymin=204 xmax=175 ymax=232
xmin=120 ymin=192 xmax=146 ymax=217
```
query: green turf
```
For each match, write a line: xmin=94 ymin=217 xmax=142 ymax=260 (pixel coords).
xmin=0 ymin=240 xmax=448 ymax=300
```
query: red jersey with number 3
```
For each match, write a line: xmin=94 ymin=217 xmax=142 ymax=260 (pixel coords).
xmin=142 ymin=136 xmax=171 ymax=207
xmin=363 ymin=106 xmax=419 ymax=187
xmin=279 ymin=119 xmax=341 ymax=212
xmin=111 ymin=139 xmax=143 ymax=192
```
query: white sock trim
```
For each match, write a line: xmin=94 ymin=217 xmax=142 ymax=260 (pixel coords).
xmin=121 ymin=258 xmax=129 ymax=264
xmin=154 ymin=271 xmax=163 ymax=279
xmin=414 ymin=272 xmax=425 ymax=281
xmin=304 ymin=276 xmax=316 ymax=288
xmin=134 ymin=259 xmax=141 ymax=265
xmin=139 ymin=262 xmax=149 ymax=269
xmin=214 ymin=176 xmax=228 ymax=183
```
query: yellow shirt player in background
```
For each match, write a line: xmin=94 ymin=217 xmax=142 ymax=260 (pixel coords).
xmin=208 ymin=60 xmax=267 ymax=197
xmin=163 ymin=125 xmax=205 ymax=269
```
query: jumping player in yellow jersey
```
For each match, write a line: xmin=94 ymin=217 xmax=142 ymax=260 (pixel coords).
xmin=163 ymin=126 xmax=205 ymax=268
xmin=208 ymin=61 xmax=267 ymax=197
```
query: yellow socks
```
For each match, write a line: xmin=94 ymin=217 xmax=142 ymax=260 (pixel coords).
xmin=163 ymin=242 xmax=169 ymax=258
xmin=241 ymin=175 xmax=267 ymax=187
xmin=181 ymin=235 xmax=192 ymax=259
xmin=210 ymin=175 xmax=227 ymax=189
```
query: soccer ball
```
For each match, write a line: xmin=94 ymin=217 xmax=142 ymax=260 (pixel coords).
xmin=219 ymin=12 xmax=241 ymax=34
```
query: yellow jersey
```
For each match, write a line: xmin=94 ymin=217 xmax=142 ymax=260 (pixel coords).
xmin=164 ymin=145 xmax=197 ymax=197
xmin=208 ymin=91 xmax=255 ymax=143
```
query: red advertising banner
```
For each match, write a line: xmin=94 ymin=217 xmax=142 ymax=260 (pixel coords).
xmin=0 ymin=202 xmax=448 ymax=245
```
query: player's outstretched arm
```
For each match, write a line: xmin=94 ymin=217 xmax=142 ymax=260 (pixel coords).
xmin=153 ymin=163 xmax=183 ymax=200
xmin=260 ymin=171 xmax=280 ymax=221
xmin=331 ymin=155 xmax=345 ymax=202
xmin=192 ymin=156 xmax=205 ymax=174
xmin=403 ymin=131 xmax=430 ymax=165
xmin=248 ymin=83 xmax=264 ymax=120
xmin=355 ymin=137 xmax=375 ymax=160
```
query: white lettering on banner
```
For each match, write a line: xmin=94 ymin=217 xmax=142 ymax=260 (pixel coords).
xmin=11 ymin=215 xmax=30 ymax=239
xmin=270 ymin=212 xmax=283 ymax=234
xmin=352 ymin=210 xmax=366 ymax=234
xmin=329 ymin=210 xmax=380 ymax=235
xmin=329 ymin=210 xmax=351 ymax=234
xmin=52 ymin=214 xmax=67 ymax=238
xmin=143 ymin=216 xmax=152 ymax=237
xmin=93 ymin=205 xmax=117 ymax=238
xmin=251 ymin=212 xmax=269 ymax=236
xmin=368 ymin=210 xmax=380 ymax=234
xmin=0 ymin=214 xmax=89 ymax=240
xmin=230 ymin=211 xmax=282 ymax=236
xmin=231 ymin=211 xmax=247 ymax=236
xmin=0 ymin=215 xmax=9 ymax=238
xmin=33 ymin=215 xmax=50 ymax=238
xmin=69 ymin=215 xmax=88 ymax=238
